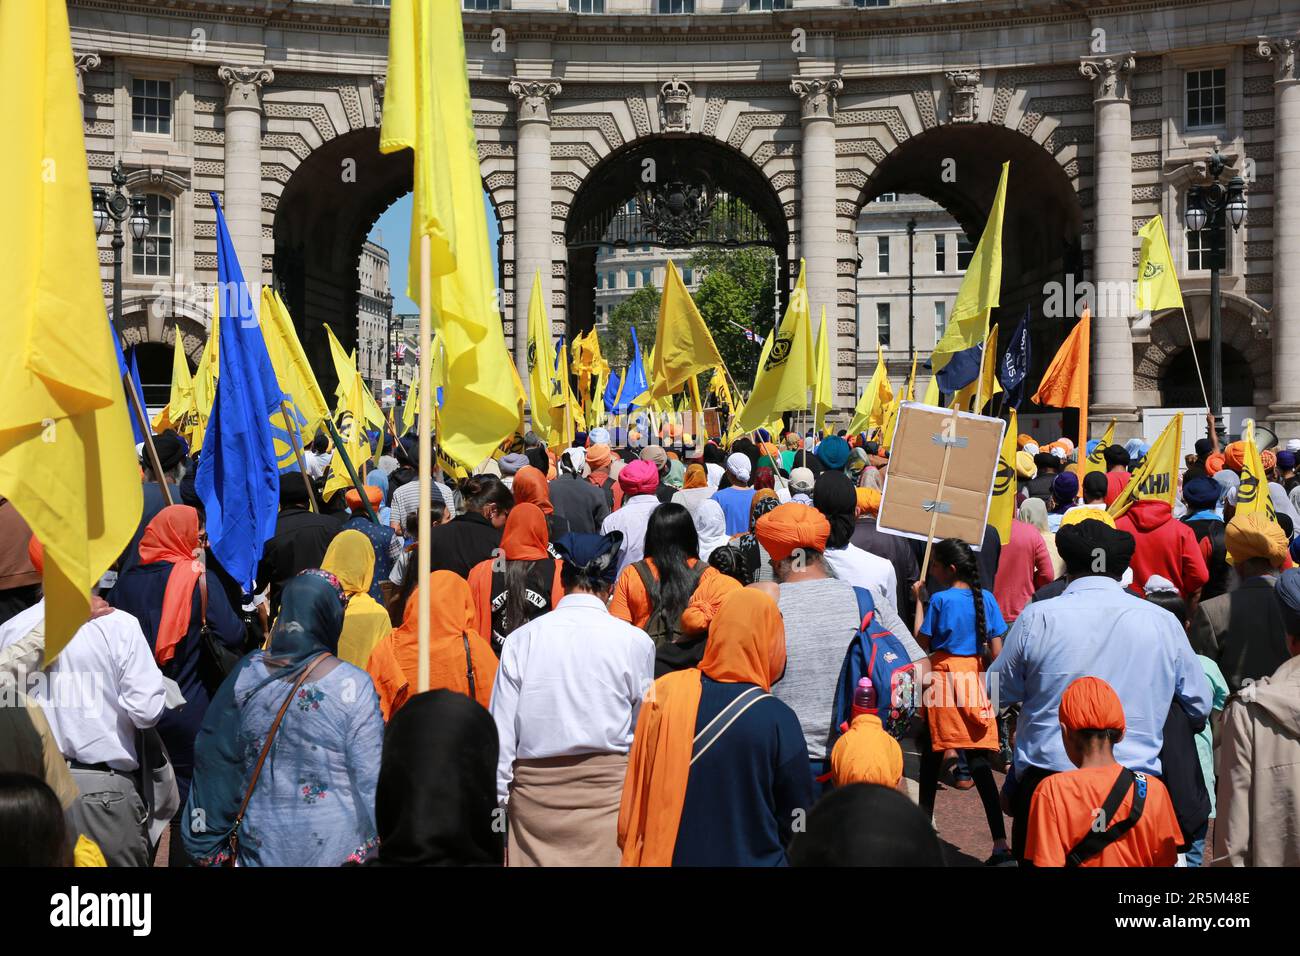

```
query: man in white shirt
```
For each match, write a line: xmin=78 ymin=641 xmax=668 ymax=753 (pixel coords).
xmin=389 ymin=467 xmax=456 ymax=533
xmin=490 ymin=530 xmax=654 ymax=866
xmin=600 ymin=460 xmax=663 ymax=576
xmin=0 ymin=577 xmax=166 ymax=866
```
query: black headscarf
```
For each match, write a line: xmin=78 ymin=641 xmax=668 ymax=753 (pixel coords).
xmin=373 ymin=690 xmax=502 ymax=866
xmin=789 ymin=784 xmax=945 ymax=867
xmin=812 ymin=470 xmax=858 ymax=549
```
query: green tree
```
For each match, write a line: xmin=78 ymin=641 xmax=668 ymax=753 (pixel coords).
xmin=599 ymin=284 xmax=659 ymax=369
xmin=689 ymin=246 xmax=776 ymax=392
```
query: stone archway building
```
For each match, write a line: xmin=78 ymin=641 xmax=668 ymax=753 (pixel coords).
xmin=71 ymin=0 xmax=1300 ymax=437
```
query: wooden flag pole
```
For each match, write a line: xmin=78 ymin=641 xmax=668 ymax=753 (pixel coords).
xmin=280 ymin=402 xmax=317 ymax=514
xmin=416 ymin=234 xmax=433 ymax=694
xmin=918 ymin=413 xmax=960 ymax=585
xmin=123 ymin=374 xmax=173 ymax=506
xmin=1178 ymin=307 xmax=1212 ymax=411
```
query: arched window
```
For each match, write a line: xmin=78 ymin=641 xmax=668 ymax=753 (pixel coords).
xmin=132 ymin=194 xmax=173 ymax=277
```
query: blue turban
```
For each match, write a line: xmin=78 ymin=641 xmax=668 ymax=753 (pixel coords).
xmin=1051 ymin=471 xmax=1079 ymax=504
xmin=553 ymin=531 xmax=625 ymax=587
xmin=1125 ymin=439 xmax=1149 ymax=462
xmin=1183 ymin=476 xmax=1221 ymax=511
xmin=1276 ymin=566 xmax=1300 ymax=615
xmin=816 ymin=435 xmax=851 ymax=471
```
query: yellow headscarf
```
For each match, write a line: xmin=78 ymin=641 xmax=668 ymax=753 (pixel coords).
xmin=321 ymin=530 xmax=392 ymax=668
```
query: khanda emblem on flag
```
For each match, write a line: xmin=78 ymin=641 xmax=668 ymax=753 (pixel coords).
xmin=1142 ymin=260 xmax=1166 ymax=280
xmin=993 ymin=446 xmax=1015 ymax=498
xmin=270 ymin=401 xmax=309 ymax=471
xmin=1088 ymin=436 xmax=1109 ymax=469
xmin=1235 ymin=471 xmax=1274 ymax=518
xmin=527 ymin=340 xmax=537 ymax=372
xmin=335 ymin=408 xmax=357 ymax=445
xmin=764 ymin=331 xmax=794 ymax=372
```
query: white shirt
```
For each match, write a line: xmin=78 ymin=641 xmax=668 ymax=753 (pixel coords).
xmin=600 ymin=494 xmax=661 ymax=576
xmin=489 ymin=593 xmax=655 ymax=805
xmin=389 ymin=476 xmax=456 ymax=531
xmin=0 ymin=600 xmax=166 ymax=771
xmin=670 ymin=486 xmax=714 ymax=516
xmin=304 ymin=449 xmax=331 ymax=479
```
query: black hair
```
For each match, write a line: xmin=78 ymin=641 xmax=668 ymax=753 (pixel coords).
xmin=525 ymin=447 xmax=550 ymax=473
xmin=707 ymin=544 xmax=753 ymax=585
xmin=1072 ymin=727 xmax=1124 ymax=746
xmin=932 ymin=538 xmax=987 ymax=651
xmin=0 ymin=772 xmax=68 ymax=866
xmin=404 ymin=512 xmax=420 ymax=538
xmin=311 ymin=433 xmax=329 ymax=455
xmin=428 ymin=499 xmax=448 ymax=526
xmin=560 ymin=562 xmax=611 ymax=594
xmin=1144 ymin=589 xmax=1189 ymax=628
xmin=812 ymin=471 xmax=857 ymax=549
xmin=461 ymin=475 xmax=513 ymax=515
xmin=642 ymin=503 xmax=701 ymax=630
xmin=1103 ymin=444 xmax=1130 ymax=469
xmin=1082 ymin=471 xmax=1109 ymax=502
xmin=1280 ymin=513 xmax=1295 ymax=538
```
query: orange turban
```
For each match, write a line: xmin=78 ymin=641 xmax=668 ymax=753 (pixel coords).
xmin=586 ymin=443 xmax=613 ymax=470
xmin=1058 ymin=676 xmax=1125 ymax=733
xmin=1223 ymin=441 xmax=1246 ymax=473
xmin=855 ymin=486 xmax=881 ymax=516
xmin=830 ymin=714 xmax=903 ymax=788
xmin=1017 ymin=433 xmax=1034 ymax=450
xmin=345 ymin=486 xmax=383 ymax=510
xmin=1204 ymin=452 xmax=1225 ymax=476
xmin=27 ymin=535 xmax=43 ymax=576
xmin=754 ymin=502 xmax=830 ymax=564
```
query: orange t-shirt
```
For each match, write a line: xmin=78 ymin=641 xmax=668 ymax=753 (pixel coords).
xmin=1025 ymin=765 xmax=1183 ymax=867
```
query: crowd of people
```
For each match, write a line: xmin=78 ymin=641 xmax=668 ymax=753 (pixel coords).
xmin=1 ymin=415 xmax=1297 ymax=868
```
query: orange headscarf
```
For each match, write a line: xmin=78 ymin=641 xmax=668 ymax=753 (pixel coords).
xmin=830 ymin=714 xmax=903 ymax=788
xmin=365 ymin=570 xmax=497 ymax=718
xmin=855 ymin=486 xmax=881 ymax=517
xmin=683 ymin=464 xmax=708 ymax=490
xmin=466 ymin=503 xmax=558 ymax=643
xmin=511 ymin=465 xmax=553 ymax=515
xmin=754 ymin=502 xmax=831 ymax=563
xmin=1058 ymin=676 xmax=1125 ymax=732
xmin=27 ymin=536 xmax=43 ymax=575
xmin=137 ymin=505 xmax=203 ymax=666
xmin=618 ymin=589 xmax=786 ymax=866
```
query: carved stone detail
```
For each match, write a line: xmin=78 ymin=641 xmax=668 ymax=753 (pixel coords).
xmin=1079 ymin=54 xmax=1136 ymax=103
xmin=659 ymin=77 xmax=692 ymax=132
xmin=944 ymin=70 xmax=980 ymax=123
xmin=1258 ymin=35 xmax=1300 ymax=83
xmin=217 ymin=65 xmax=275 ymax=112
xmin=508 ymin=78 xmax=562 ymax=123
xmin=790 ymin=76 xmax=843 ymax=121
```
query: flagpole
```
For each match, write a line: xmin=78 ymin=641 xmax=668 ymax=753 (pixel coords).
xmin=123 ymin=373 xmax=173 ymax=506
xmin=280 ymin=402 xmax=317 ymax=514
xmin=1177 ymin=307 xmax=1212 ymax=411
xmin=416 ymin=234 xmax=432 ymax=695
xmin=323 ymin=418 xmax=377 ymax=523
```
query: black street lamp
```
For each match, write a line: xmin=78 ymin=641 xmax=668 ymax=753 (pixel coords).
xmin=1183 ymin=148 xmax=1247 ymax=447
xmin=91 ymin=160 xmax=150 ymax=335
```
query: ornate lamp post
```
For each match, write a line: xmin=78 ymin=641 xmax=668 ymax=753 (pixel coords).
xmin=91 ymin=160 xmax=150 ymax=331
xmin=1183 ymin=148 xmax=1247 ymax=446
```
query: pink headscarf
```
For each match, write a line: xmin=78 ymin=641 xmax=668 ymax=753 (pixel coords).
xmin=618 ymin=459 xmax=660 ymax=496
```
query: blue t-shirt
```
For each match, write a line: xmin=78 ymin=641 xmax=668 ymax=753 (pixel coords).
xmin=711 ymin=486 xmax=757 ymax=536
xmin=921 ymin=587 xmax=1008 ymax=657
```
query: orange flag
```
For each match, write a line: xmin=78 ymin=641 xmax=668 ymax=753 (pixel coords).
xmin=1032 ymin=308 xmax=1090 ymax=466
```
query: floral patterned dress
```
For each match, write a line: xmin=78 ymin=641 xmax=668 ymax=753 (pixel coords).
xmin=231 ymin=655 xmax=383 ymax=866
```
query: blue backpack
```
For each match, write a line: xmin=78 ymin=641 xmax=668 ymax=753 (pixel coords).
xmin=830 ymin=586 xmax=924 ymax=743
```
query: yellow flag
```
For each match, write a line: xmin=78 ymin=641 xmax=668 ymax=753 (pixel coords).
xmin=954 ymin=324 xmax=1002 ymax=412
xmin=525 ymin=271 xmax=559 ymax=444
xmin=1109 ymin=414 xmax=1182 ymax=519
xmin=1083 ymin=419 xmax=1116 ymax=485
xmin=649 ymin=261 xmax=725 ymax=398
xmin=1236 ymin=419 xmax=1278 ymax=522
xmin=922 ymin=374 xmax=940 ymax=407
xmin=813 ymin=306 xmax=834 ymax=434
xmin=990 ymin=410 xmax=1018 ymax=545
xmin=152 ymin=332 xmax=195 ymax=438
xmin=737 ymin=260 xmax=815 ymax=431
xmin=847 ymin=346 xmax=893 ymax=437
xmin=1136 ymin=215 xmax=1184 ymax=313
xmin=904 ymin=353 xmax=918 ymax=403
xmin=380 ymin=0 xmax=520 ymax=467
xmin=324 ymin=324 xmax=385 ymax=432
xmin=552 ymin=336 xmax=582 ymax=446
xmin=507 ymin=346 xmax=528 ymax=439
xmin=261 ymin=288 xmax=332 ymax=465
xmin=191 ymin=295 xmax=220 ymax=451
xmin=402 ymin=377 xmax=419 ymax=436
xmin=0 ymin=0 xmax=143 ymax=659
xmin=935 ymin=161 xmax=1008 ymax=374
xmin=323 ymin=369 xmax=372 ymax=502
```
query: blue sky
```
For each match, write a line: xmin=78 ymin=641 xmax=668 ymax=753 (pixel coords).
xmin=367 ymin=192 xmax=500 ymax=312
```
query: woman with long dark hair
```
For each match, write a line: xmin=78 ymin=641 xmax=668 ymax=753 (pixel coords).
xmin=466 ymin=503 xmax=563 ymax=657
xmin=608 ymin=503 xmax=740 ymax=675
xmin=910 ymin=537 xmax=1011 ymax=865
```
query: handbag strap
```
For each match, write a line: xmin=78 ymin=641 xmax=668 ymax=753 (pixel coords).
xmin=462 ymin=632 xmax=476 ymax=700
xmin=1066 ymin=767 xmax=1147 ymax=866
xmin=198 ymin=570 xmax=209 ymax=628
xmin=231 ymin=653 xmax=329 ymax=839
xmin=690 ymin=685 xmax=771 ymax=766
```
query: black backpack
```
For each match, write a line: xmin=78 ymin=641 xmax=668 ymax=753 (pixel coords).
xmin=633 ymin=559 xmax=708 ymax=677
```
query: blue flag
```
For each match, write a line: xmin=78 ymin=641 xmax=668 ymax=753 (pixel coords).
xmin=196 ymin=193 xmax=283 ymax=593
xmin=125 ymin=346 xmax=149 ymax=445
xmin=999 ymin=307 xmax=1031 ymax=409
xmin=613 ymin=326 xmax=648 ymax=414
xmin=602 ymin=369 xmax=622 ymax=413
xmin=935 ymin=343 xmax=982 ymax=393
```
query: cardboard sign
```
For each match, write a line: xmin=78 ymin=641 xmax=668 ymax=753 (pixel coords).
xmin=876 ymin=402 xmax=1006 ymax=549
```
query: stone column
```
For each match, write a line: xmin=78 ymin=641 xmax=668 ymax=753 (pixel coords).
xmin=1260 ymin=35 xmax=1300 ymax=435
xmin=509 ymin=78 xmax=561 ymax=378
xmin=1080 ymin=54 xmax=1137 ymax=428
xmin=218 ymin=65 xmax=273 ymax=308
xmin=791 ymin=76 xmax=842 ymax=329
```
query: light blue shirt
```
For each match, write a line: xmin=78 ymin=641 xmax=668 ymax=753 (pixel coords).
xmin=987 ymin=576 xmax=1213 ymax=777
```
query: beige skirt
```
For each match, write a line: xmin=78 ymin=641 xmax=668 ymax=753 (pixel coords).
xmin=506 ymin=752 xmax=628 ymax=867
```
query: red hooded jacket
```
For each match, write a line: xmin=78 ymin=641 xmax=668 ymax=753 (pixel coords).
xmin=1114 ymin=499 xmax=1209 ymax=598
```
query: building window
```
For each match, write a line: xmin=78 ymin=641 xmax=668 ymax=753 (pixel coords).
xmin=876 ymin=303 xmax=891 ymax=347
xmin=877 ymin=236 xmax=890 ymax=275
xmin=596 ymin=273 xmax=604 ymax=290
xmin=749 ymin=0 xmax=788 ymax=9
xmin=682 ymin=268 xmax=694 ymax=285
xmin=462 ymin=0 xmax=500 ymax=10
xmin=934 ymin=301 xmax=946 ymax=343
xmin=132 ymin=194 xmax=172 ymax=277
xmin=935 ymin=236 xmax=946 ymax=273
xmin=642 ymin=269 xmax=652 ymax=288
xmin=1186 ymin=229 xmax=1212 ymax=271
xmin=131 ymin=78 xmax=172 ymax=135
xmin=569 ymin=0 xmax=605 ymax=11
xmin=607 ymin=271 xmax=617 ymax=289
xmin=872 ymin=192 xmax=897 ymax=203
xmin=657 ymin=0 xmax=694 ymax=12
xmin=627 ymin=269 xmax=637 ymax=288
xmin=854 ymin=0 xmax=891 ymax=7
xmin=1185 ymin=68 xmax=1226 ymax=129
xmin=956 ymin=235 xmax=975 ymax=270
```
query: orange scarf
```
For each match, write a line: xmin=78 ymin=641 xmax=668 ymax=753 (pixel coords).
xmin=137 ymin=505 xmax=203 ymax=666
xmin=618 ymin=589 xmax=786 ymax=866
xmin=511 ymin=465 xmax=553 ymax=515
xmin=466 ymin=503 xmax=552 ymax=638
xmin=683 ymin=464 xmax=707 ymax=490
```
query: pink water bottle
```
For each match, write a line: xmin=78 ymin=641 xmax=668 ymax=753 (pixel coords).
xmin=851 ymin=677 xmax=878 ymax=719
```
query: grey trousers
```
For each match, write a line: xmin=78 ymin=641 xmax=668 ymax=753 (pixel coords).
xmin=68 ymin=767 xmax=150 ymax=867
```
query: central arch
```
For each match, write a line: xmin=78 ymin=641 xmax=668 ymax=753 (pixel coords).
xmin=565 ymin=135 xmax=791 ymax=340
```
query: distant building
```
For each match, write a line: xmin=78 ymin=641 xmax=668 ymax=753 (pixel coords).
xmin=356 ymin=239 xmax=392 ymax=393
